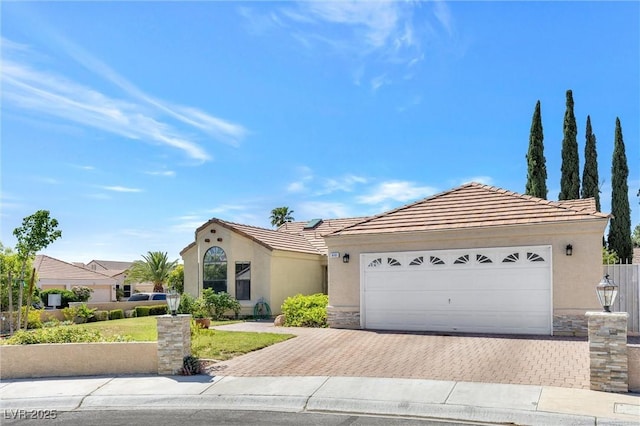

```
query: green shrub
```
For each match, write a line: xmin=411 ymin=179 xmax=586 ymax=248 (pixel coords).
xmin=178 ymin=292 xmax=196 ymax=315
xmin=281 ymin=293 xmax=328 ymax=328
xmin=40 ymin=289 xmax=78 ymax=308
xmin=202 ymin=289 xmax=241 ymax=320
xmin=109 ymin=309 xmax=124 ymax=320
xmin=135 ymin=306 xmax=151 ymax=317
xmin=2 ymin=327 xmax=134 ymax=345
xmin=7 ymin=307 xmax=43 ymax=329
xmin=94 ymin=310 xmax=109 ymax=321
xmin=71 ymin=286 xmax=93 ymax=302
xmin=61 ymin=306 xmax=78 ymax=321
xmin=75 ymin=304 xmax=97 ymax=323
xmin=149 ymin=305 xmax=167 ymax=316
xmin=181 ymin=355 xmax=201 ymax=375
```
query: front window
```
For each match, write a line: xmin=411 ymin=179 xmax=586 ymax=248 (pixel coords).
xmin=235 ymin=262 xmax=251 ymax=301
xmin=203 ymin=246 xmax=227 ymax=293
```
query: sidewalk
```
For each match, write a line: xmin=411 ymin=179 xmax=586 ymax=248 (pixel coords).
xmin=1 ymin=375 xmax=638 ymax=425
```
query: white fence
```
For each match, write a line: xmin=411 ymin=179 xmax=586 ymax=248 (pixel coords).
xmin=604 ymin=264 xmax=640 ymax=334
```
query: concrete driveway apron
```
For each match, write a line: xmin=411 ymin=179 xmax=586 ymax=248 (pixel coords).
xmin=210 ymin=322 xmax=589 ymax=389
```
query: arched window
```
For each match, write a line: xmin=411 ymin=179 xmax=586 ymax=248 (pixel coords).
xmin=203 ymin=246 xmax=227 ymax=293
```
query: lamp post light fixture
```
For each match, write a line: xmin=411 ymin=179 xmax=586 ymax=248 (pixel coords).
xmin=166 ymin=289 xmax=181 ymax=316
xmin=596 ymin=274 xmax=618 ymax=313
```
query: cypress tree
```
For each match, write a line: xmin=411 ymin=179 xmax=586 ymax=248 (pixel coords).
xmin=580 ymin=115 xmax=600 ymax=211
xmin=525 ymin=100 xmax=547 ymax=199
xmin=607 ymin=117 xmax=633 ymax=262
xmin=559 ymin=90 xmax=580 ymax=200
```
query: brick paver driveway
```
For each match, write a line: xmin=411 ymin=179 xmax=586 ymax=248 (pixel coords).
xmin=210 ymin=322 xmax=589 ymax=389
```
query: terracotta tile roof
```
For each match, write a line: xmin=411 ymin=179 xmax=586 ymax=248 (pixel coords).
xmin=35 ymin=255 xmax=115 ymax=281
xmin=556 ymin=198 xmax=598 ymax=213
xmin=195 ymin=218 xmax=321 ymax=255
xmin=278 ymin=217 xmax=370 ymax=254
xmin=330 ymin=182 xmax=610 ymax=236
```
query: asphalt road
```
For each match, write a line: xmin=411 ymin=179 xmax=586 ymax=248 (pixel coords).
xmin=1 ymin=409 xmax=486 ymax=425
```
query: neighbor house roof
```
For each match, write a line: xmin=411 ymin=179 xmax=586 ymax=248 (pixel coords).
xmin=329 ymin=182 xmax=610 ymax=236
xmin=87 ymin=260 xmax=133 ymax=271
xmin=35 ymin=255 xmax=116 ymax=282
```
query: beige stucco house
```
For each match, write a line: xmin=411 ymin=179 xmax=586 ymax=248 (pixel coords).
xmin=35 ymin=255 xmax=117 ymax=303
xmin=180 ymin=217 xmax=365 ymax=316
xmin=324 ymin=183 xmax=609 ymax=336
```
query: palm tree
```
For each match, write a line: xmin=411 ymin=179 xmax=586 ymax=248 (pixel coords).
xmin=270 ymin=207 xmax=294 ymax=227
xmin=125 ymin=251 xmax=178 ymax=293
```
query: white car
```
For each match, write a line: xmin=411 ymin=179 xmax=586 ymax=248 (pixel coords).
xmin=127 ymin=292 xmax=166 ymax=302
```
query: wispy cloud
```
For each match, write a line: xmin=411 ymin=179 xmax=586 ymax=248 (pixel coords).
xmin=357 ymin=181 xmax=438 ymax=205
xmin=241 ymin=1 xmax=449 ymax=88
xmin=100 ymin=185 xmax=143 ymax=193
xmin=145 ymin=170 xmax=176 ymax=177
xmin=1 ymin=36 xmax=248 ymax=162
xmin=456 ymin=176 xmax=494 ymax=186
xmin=297 ymin=201 xmax=354 ymax=219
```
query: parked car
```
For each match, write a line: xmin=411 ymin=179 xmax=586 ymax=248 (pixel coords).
xmin=127 ymin=292 xmax=166 ymax=302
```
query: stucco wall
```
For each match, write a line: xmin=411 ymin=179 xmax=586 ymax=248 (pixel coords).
xmin=270 ymin=251 xmax=324 ymax=315
xmin=182 ymin=245 xmax=199 ymax=297
xmin=0 ymin=342 xmax=157 ymax=379
xmin=325 ymin=220 xmax=606 ymax=320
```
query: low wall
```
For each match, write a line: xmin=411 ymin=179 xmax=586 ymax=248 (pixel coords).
xmin=629 ymin=344 xmax=640 ymax=393
xmin=69 ymin=300 xmax=165 ymax=311
xmin=0 ymin=342 xmax=157 ymax=380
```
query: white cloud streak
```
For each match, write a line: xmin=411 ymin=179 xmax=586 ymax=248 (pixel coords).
xmin=101 ymin=186 xmax=143 ymax=193
xmin=357 ymin=181 xmax=438 ymax=205
xmin=1 ymin=36 xmax=248 ymax=162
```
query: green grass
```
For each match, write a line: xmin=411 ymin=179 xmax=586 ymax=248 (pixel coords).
xmin=191 ymin=328 xmax=294 ymax=360
xmin=69 ymin=316 xmax=294 ymax=360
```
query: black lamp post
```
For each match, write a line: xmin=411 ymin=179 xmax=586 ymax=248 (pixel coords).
xmin=166 ymin=289 xmax=181 ymax=316
xmin=595 ymin=275 xmax=618 ymax=313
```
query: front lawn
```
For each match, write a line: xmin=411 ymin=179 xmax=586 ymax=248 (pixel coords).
xmin=66 ymin=317 xmax=293 ymax=360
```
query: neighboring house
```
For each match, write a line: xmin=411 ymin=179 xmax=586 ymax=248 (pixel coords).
xmin=324 ymin=182 xmax=609 ymax=336
xmin=181 ymin=217 xmax=366 ymax=315
xmin=81 ymin=259 xmax=154 ymax=295
xmin=35 ymin=255 xmax=117 ymax=303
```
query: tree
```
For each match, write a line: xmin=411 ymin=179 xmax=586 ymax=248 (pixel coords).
xmin=12 ymin=210 xmax=62 ymax=330
xmin=607 ymin=118 xmax=633 ymax=263
xmin=525 ymin=100 xmax=548 ymax=199
xmin=270 ymin=207 xmax=295 ymax=227
xmin=559 ymin=90 xmax=580 ymax=200
xmin=632 ymin=224 xmax=640 ymax=248
xmin=125 ymin=251 xmax=178 ymax=293
xmin=167 ymin=264 xmax=184 ymax=293
xmin=580 ymin=115 xmax=601 ymax=211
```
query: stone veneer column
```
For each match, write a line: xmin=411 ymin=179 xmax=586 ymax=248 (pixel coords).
xmin=586 ymin=311 xmax=628 ymax=393
xmin=157 ymin=314 xmax=191 ymax=375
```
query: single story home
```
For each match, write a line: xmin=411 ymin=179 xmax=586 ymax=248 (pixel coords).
xmin=35 ymin=255 xmax=118 ymax=303
xmin=324 ymin=182 xmax=609 ymax=336
xmin=180 ymin=217 xmax=365 ymax=316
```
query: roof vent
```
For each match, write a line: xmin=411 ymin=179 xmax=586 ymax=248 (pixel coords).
xmin=303 ymin=218 xmax=323 ymax=230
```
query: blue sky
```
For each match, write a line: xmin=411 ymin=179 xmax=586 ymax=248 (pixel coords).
xmin=1 ymin=1 xmax=638 ymax=264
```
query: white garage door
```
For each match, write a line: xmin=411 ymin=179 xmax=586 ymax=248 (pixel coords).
xmin=361 ymin=246 xmax=552 ymax=335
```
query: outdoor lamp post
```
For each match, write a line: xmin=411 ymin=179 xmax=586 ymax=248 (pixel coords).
xmin=595 ymin=274 xmax=618 ymax=313
xmin=166 ymin=290 xmax=181 ymax=316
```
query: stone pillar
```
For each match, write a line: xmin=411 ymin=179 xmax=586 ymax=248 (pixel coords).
xmin=157 ymin=314 xmax=191 ymax=375
xmin=586 ymin=311 xmax=628 ymax=393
